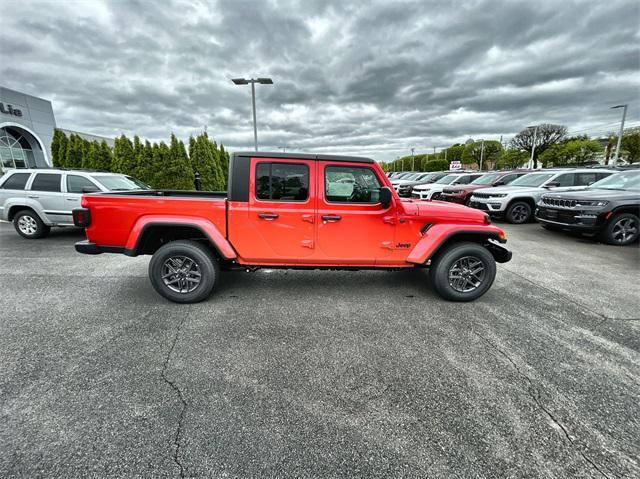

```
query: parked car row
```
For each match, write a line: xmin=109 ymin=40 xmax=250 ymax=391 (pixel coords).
xmin=387 ymin=168 xmax=640 ymax=246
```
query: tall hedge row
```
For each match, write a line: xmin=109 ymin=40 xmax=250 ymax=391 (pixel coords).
xmin=50 ymin=129 xmax=230 ymax=191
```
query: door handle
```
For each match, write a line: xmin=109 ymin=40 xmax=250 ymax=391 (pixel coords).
xmin=28 ymin=195 xmax=39 ymax=199
xmin=322 ymin=215 xmax=342 ymax=223
xmin=66 ymin=198 xmax=78 ymax=201
xmin=258 ymin=213 xmax=279 ymax=220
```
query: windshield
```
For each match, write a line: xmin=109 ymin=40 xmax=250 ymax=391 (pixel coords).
xmin=92 ymin=175 xmax=151 ymax=191
xmin=590 ymin=171 xmax=640 ymax=191
xmin=435 ymin=174 xmax=458 ymax=184
xmin=510 ymin=172 xmax=556 ymax=187
xmin=471 ymin=173 xmax=501 ymax=185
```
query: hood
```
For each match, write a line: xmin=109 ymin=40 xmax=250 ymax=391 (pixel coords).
xmin=478 ymin=185 xmax=575 ymax=195
xmin=543 ymin=188 xmax=640 ymax=202
xmin=401 ymin=199 xmax=488 ymax=224
xmin=443 ymin=184 xmax=488 ymax=194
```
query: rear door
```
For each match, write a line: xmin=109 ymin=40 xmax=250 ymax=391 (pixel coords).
xmin=244 ymin=158 xmax=316 ymax=263
xmin=0 ymin=172 xmax=31 ymax=218
xmin=28 ymin=173 xmax=67 ymax=224
xmin=315 ymin=161 xmax=394 ymax=265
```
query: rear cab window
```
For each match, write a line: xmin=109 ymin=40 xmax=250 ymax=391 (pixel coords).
xmin=1 ymin=172 xmax=31 ymax=190
xmin=255 ymin=162 xmax=309 ymax=201
xmin=325 ymin=165 xmax=382 ymax=203
xmin=30 ymin=173 xmax=62 ymax=192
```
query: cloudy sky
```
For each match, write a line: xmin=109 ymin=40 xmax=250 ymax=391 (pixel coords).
xmin=2 ymin=0 xmax=638 ymax=161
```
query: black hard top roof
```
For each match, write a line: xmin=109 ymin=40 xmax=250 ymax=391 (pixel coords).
xmin=233 ymin=151 xmax=374 ymax=164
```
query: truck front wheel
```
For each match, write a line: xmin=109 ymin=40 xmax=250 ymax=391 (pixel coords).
xmin=429 ymin=242 xmax=497 ymax=301
xmin=149 ymin=240 xmax=219 ymax=303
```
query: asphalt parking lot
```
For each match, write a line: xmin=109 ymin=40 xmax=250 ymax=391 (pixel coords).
xmin=0 ymin=220 xmax=638 ymax=478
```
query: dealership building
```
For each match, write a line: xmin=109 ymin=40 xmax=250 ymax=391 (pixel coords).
xmin=0 ymin=86 xmax=112 ymax=174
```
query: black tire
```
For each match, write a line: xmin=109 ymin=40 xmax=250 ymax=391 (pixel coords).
xmin=429 ymin=242 xmax=497 ymax=301
xmin=13 ymin=209 xmax=50 ymax=239
xmin=148 ymin=240 xmax=219 ymax=303
xmin=506 ymin=201 xmax=532 ymax=224
xmin=602 ymin=213 xmax=639 ymax=246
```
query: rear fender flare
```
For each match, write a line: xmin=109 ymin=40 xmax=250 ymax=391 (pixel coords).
xmin=406 ymin=224 xmax=507 ymax=265
xmin=125 ymin=215 xmax=237 ymax=259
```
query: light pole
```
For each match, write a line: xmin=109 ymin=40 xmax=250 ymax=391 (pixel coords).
xmin=232 ymin=77 xmax=273 ymax=151
xmin=479 ymin=140 xmax=485 ymax=171
xmin=611 ymin=104 xmax=628 ymax=166
xmin=527 ymin=125 xmax=539 ymax=169
xmin=411 ymin=148 xmax=415 ymax=171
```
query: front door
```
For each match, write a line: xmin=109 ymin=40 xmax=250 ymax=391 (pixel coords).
xmin=315 ymin=162 xmax=394 ymax=265
xmin=64 ymin=174 xmax=101 ymax=218
xmin=243 ymin=159 xmax=316 ymax=264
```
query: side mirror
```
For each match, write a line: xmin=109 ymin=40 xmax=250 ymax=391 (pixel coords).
xmin=379 ymin=186 xmax=392 ymax=208
xmin=493 ymin=181 xmax=505 ymax=186
xmin=82 ymin=185 xmax=100 ymax=193
xmin=545 ymin=181 xmax=561 ymax=188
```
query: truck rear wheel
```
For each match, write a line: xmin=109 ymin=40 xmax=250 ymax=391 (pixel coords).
xmin=429 ymin=242 xmax=496 ymax=301
xmin=13 ymin=209 xmax=50 ymax=239
xmin=149 ymin=240 xmax=219 ymax=303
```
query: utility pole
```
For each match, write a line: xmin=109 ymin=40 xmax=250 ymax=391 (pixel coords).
xmin=528 ymin=125 xmax=538 ymax=169
xmin=479 ymin=140 xmax=485 ymax=171
xmin=612 ymin=104 xmax=628 ymax=166
xmin=411 ymin=148 xmax=415 ymax=171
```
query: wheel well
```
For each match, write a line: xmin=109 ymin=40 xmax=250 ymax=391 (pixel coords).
xmin=610 ymin=206 xmax=640 ymax=218
xmin=506 ymin=197 xmax=536 ymax=212
xmin=8 ymin=205 xmax=36 ymax=221
xmin=134 ymin=224 xmax=221 ymax=258
xmin=429 ymin=233 xmax=502 ymax=262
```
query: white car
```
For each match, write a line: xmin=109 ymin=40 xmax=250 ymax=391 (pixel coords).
xmin=468 ymin=168 xmax=613 ymax=224
xmin=411 ymin=172 xmax=485 ymax=200
xmin=0 ymin=168 xmax=150 ymax=238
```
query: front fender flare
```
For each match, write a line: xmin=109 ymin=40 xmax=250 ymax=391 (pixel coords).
xmin=124 ymin=215 xmax=237 ymax=259
xmin=406 ymin=224 xmax=507 ymax=265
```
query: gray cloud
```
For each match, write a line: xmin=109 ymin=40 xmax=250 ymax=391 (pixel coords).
xmin=1 ymin=0 xmax=638 ymax=161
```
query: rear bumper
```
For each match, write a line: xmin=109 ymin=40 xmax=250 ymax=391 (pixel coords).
xmin=75 ymin=240 xmax=125 ymax=255
xmin=75 ymin=240 xmax=102 ymax=255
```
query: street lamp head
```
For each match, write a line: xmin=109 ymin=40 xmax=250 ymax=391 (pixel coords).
xmin=231 ymin=78 xmax=249 ymax=85
xmin=611 ymin=104 xmax=627 ymax=109
xmin=257 ymin=78 xmax=273 ymax=84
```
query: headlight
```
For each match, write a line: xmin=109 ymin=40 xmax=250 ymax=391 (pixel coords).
xmin=576 ymin=200 xmax=608 ymax=207
xmin=489 ymin=194 xmax=507 ymax=198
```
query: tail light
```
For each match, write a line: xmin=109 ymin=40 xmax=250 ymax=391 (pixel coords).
xmin=72 ymin=208 xmax=91 ymax=227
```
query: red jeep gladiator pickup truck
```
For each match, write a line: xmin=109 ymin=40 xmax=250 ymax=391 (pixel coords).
xmin=73 ymin=152 xmax=511 ymax=303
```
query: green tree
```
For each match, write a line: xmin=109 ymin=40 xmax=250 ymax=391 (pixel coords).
xmin=424 ymin=159 xmax=449 ymax=171
xmin=219 ymin=144 xmax=229 ymax=188
xmin=132 ymin=135 xmax=144 ymax=178
xmin=496 ymin=149 xmax=528 ymax=169
xmin=539 ymin=138 xmax=602 ymax=167
xmin=511 ymin=124 xmax=567 ymax=168
xmin=82 ymin=141 xmax=100 ymax=169
xmin=65 ymin=134 xmax=84 ymax=169
xmin=153 ymin=133 xmax=193 ymax=190
xmin=93 ymin=140 xmax=112 ymax=171
xmin=621 ymin=128 xmax=640 ymax=163
xmin=444 ymin=144 xmax=465 ymax=162
xmin=112 ymin=135 xmax=136 ymax=174
xmin=189 ymin=133 xmax=217 ymax=190
xmin=51 ymin=129 xmax=68 ymax=167
xmin=462 ymin=140 xmax=502 ymax=169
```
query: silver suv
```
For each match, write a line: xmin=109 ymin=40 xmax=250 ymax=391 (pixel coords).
xmin=0 ymin=169 xmax=149 ymax=238
xmin=468 ymin=168 xmax=614 ymax=223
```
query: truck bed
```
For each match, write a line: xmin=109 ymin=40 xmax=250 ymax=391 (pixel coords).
xmin=81 ymin=190 xmax=228 ymax=249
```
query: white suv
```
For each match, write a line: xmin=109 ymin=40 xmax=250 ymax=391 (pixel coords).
xmin=468 ymin=168 xmax=613 ymax=223
xmin=0 ymin=169 xmax=149 ymax=238
xmin=411 ymin=172 xmax=485 ymax=200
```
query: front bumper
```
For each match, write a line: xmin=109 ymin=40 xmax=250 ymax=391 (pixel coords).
xmin=535 ymin=206 xmax=606 ymax=232
xmin=439 ymin=194 xmax=466 ymax=204
xmin=468 ymin=198 xmax=507 ymax=215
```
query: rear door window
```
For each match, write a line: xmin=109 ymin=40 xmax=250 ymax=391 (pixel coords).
xmin=576 ymin=172 xmax=598 ymax=186
xmin=1 ymin=172 xmax=30 ymax=190
xmin=30 ymin=173 xmax=62 ymax=192
xmin=255 ymin=162 xmax=309 ymax=201
xmin=500 ymin=174 xmax=517 ymax=184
